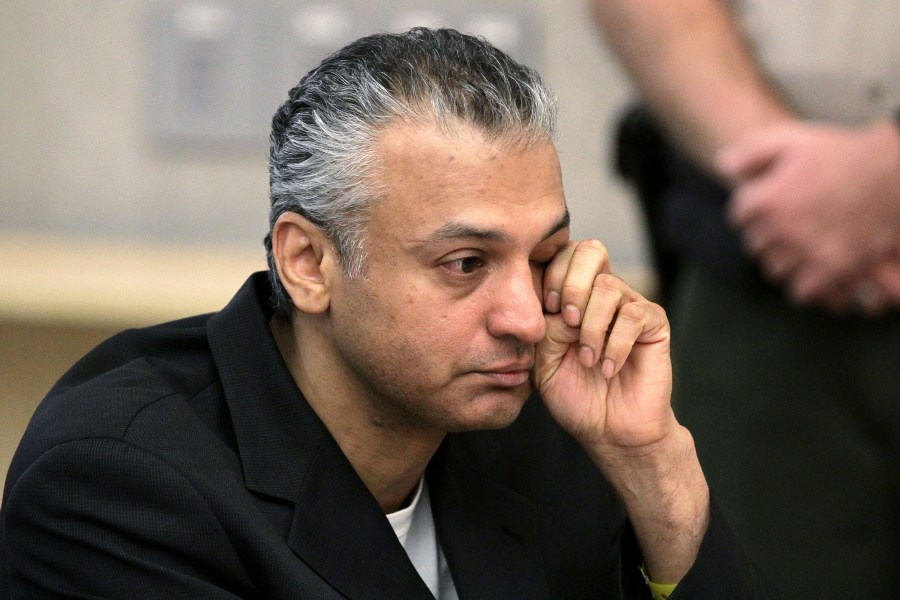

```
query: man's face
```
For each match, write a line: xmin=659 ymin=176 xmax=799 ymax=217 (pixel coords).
xmin=326 ymin=121 xmax=569 ymax=434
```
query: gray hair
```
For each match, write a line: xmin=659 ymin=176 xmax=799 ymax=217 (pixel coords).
xmin=265 ymin=27 xmax=558 ymax=319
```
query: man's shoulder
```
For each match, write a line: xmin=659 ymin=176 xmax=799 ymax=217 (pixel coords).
xmin=56 ymin=313 xmax=216 ymax=394
xmin=12 ymin=313 xmax=223 ymax=477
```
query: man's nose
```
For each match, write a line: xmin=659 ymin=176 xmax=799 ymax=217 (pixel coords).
xmin=485 ymin=264 xmax=546 ymax=344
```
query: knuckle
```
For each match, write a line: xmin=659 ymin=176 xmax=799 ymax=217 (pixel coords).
xmin=617 ymin=302 xmax=645 ymax=322
xmin=592 ymin=273 xmax=622 ymax=292
xmin=560 ymin=281 xmax=584 ymax=299
xmin=573 ymin=239 xmax=608 ymax=258
xmin=652 ymin=302 xmax=668 ymax=321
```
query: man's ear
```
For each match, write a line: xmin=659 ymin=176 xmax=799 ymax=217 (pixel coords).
xmin=270 ymin=212 xmax=337 ymax=314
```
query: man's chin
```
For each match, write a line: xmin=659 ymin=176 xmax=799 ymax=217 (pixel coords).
xmin=445 ymin=384 xmax=531 ymax=432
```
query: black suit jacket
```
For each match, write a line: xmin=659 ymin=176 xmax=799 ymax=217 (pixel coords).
xmin=1 ymin=273 xmax=774 ymax=599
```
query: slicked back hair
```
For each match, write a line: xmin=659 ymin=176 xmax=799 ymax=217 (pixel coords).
xmin=266 ymin=27 xmax=558 ymax=319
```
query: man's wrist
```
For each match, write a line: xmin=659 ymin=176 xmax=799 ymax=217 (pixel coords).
xmin=588 ymin=425 xmax=711 ymax=583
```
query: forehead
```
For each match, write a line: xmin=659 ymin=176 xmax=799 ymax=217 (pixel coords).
xmin=369 ymin=121 xmax=567 ymax=242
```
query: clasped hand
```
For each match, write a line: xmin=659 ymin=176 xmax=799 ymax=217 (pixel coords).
xmin=719 ymin=119 xmax=900 ymax=315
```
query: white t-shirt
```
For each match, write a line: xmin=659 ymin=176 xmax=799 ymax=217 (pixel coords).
xmin=386 ymin=478 xmax=459 ymax=600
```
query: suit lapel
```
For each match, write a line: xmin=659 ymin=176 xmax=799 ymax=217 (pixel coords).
xmin=429 ymin=436 xmax=550 ymax=600
xmin=208 ymin=275 xmax=433 ymax=599
xmin=286 ymin=433 xmax=435 ymax=600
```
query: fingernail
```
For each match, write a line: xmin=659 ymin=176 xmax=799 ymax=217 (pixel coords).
xmin=602 ymin=358 xmax=616 ymax=378
xmin=563 ymin=304 xmax=580 ymax=327
xmin=579 ymin=345 xmax=593 ymax=367
xmin=545 ymin=290 xmax=561 ymax=313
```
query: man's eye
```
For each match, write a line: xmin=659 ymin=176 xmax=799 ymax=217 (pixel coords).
xmin=444 ymin=256 xmax=485 ymax=274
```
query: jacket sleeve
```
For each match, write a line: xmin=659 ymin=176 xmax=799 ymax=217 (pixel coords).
xmin=2 ymin=437 xmax=250 ymax=599
xmin=665 ymin=499 xmax=780 ymax=599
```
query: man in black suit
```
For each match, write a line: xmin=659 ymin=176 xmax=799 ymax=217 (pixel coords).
xmin=1 ymin=28 xmax=773 ymax=599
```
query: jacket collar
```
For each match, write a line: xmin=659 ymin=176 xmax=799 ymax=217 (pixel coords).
xmin=207 ymin=273 xmax=549 ymax=598
xmin=207 ymin=272 xmax=323 ymax=502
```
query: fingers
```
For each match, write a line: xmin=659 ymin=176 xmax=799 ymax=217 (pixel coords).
xmin=837 ymin=258 xmax=900 ymax=316
xmin=543 ymin=240 xmax=611 ymax=326
xmin=727 ymin=172 xmax=783 ymax=229
xmin=577 ymin=273 xmax=628 ymax=371
xmin=783 ymin=259 xmax=899 ymax=316
xmin=542 ymin=240 xmax=667 ymax=379
xmin=786 ymin=268 xmax=834 ymax=306
xmin=757 ymin=245 xmax=799 ymax=284
xmin=576 ymin=275 xmax=667 ymax=378
xmin=600 ymin=297 xmax=668 ymax=378
xmin=871 ymin=259 xmax=900 ymax=305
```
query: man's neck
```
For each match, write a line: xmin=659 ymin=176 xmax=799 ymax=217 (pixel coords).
xmin=270 ymin=315 xmax=444 ymax=513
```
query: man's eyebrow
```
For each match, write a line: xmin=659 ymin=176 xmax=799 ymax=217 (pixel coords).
xmin=544 ymin=209 xmax=571 ymax=240
xmin=424 ymin=209 xmax=570 ymax=244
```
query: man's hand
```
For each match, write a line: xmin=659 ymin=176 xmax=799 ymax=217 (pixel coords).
xmin=533 ymin=240 xmax=709 ymax=584
xmin=718 ymin=119 xmax=900 ymax=313
xmin=533 ymin=240 xmax=673 ymax=449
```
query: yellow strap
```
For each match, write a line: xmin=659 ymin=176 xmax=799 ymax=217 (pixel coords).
xmin=640 ymin=564 xmax=678 ymax=600
xmin=646 ymin=579 xmax=678 ymax=600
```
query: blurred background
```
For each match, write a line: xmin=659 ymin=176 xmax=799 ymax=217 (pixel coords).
xmin=0 ymin=0 xmax=644 ymax=487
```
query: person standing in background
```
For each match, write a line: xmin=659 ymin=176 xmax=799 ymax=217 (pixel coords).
xmin=590 ymin=0 xmax=900 ymax=597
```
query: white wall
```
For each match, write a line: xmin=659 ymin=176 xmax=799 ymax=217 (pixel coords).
xmin=0 ymin=0 xmax=649 ymax=274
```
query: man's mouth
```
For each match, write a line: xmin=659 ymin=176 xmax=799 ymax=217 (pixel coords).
xmin=475 ymin=361 xmax=534 ymax=387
